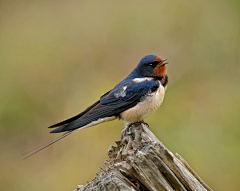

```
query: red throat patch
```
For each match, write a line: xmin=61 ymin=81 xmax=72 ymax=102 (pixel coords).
xmin=154 ymin=64 xmax=167 ymax=78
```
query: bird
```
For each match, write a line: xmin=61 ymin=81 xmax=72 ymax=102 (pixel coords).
xmin=23 ymin=54 xmax=168 ymax=159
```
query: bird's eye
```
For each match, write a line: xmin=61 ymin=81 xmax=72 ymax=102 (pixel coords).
xmin=149 ymin=63 xmax=153 ymax=66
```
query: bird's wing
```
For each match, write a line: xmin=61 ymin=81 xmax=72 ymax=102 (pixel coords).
xmin=48 ymin=90 xmax=111 ymax=128
xmin=100 ymin=79 xmax=160 ymax=112
xmin=50 ymin=79 xmax=160 ymax=133
xmin=24 ymin=91 xmax=112 ymax=159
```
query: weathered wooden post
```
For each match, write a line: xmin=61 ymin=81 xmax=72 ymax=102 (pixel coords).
xmin=74 ymin=123 xmax=213 ymax=191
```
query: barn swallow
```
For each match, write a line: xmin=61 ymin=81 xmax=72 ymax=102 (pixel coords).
xmin=24 ymin=54 xmax=168 ymax=159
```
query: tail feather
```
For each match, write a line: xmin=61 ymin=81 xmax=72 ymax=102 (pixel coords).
xmin=48 ymin=100 xmax=100 ymax=128
xmin=23 ymin=131 xmax=73 ymax=160
xmin=50 ymin=103 xmax=118 ymax=133
xmin=50 ymin=125 xmax=66 ymax=133
xmin=48 ymin=90 xmax=111 ymax=129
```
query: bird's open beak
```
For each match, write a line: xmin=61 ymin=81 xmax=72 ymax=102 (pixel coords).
xmin=157 ymin=59 xmax=168 ymax=67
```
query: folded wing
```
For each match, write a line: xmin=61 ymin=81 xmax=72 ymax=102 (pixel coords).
xmin=49 ymin=79 xmax=159 ymax=133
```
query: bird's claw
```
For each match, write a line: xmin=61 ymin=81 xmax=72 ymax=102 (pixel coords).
xmin=141 ymin=120 xmax=149 ymax=127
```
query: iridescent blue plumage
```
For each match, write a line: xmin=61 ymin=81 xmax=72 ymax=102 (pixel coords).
xmin=23 ymin=54 xmax=169 ymax=159
xmin=49 ymin=54 xmax=168 ymax=133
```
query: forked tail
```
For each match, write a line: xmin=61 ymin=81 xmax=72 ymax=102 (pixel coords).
xmin=23 ymin=131 xmax=73 ymax=160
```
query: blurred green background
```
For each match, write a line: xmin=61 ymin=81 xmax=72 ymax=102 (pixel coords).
xmin=1 ymin=0 xmax=240 ymax=190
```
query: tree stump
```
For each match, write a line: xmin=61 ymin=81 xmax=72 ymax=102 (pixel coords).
xmin=74 ymin=123 xmax=213 ymax=191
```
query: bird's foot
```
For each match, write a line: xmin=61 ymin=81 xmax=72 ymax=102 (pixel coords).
xmin=140 ymin=120 xmax=149 ymax=127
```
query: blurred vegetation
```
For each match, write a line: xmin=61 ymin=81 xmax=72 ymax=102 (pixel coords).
xmin=0 ymin=0 xmax=240 ymax=190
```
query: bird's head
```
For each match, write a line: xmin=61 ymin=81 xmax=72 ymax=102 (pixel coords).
xmin=135 ymin=54 xmax=168 ymax=79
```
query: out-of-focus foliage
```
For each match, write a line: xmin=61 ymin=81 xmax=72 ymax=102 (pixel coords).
xmin=0 ymin=0 xmax=240 ymax=190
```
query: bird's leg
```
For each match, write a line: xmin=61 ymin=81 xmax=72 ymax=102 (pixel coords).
xmin=141 ymin=120 xmax=149 ymax=127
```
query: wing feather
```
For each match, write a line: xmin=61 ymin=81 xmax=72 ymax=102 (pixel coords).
xmin=48 ymin=90 xmax=111 ymax=128
xmin=50 ymin=79 xmax=159 ymax=133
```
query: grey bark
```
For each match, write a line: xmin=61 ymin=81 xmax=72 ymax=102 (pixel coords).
xmin=74 ymin=123 xmax=213 ymax=191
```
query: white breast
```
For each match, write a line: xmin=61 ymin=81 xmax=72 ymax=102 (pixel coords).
xmin=120 ymin=82 xmax=166 ymax=123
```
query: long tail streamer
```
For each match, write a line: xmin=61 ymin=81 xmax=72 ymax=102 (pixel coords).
xmin=23 ymin=131 xmax=73 ymax=160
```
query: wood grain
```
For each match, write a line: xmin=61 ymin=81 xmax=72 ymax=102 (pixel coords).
xmin=74 ymin=123 xmax=212 ymax=191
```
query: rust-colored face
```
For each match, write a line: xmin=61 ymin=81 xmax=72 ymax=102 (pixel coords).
xmin=154 ymin=64 xmax=167 ymax=78
xmin=153 ymin=56 xmax=163 ymax=63
xmin=153 ymin=56 xmax=167 ymax=78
